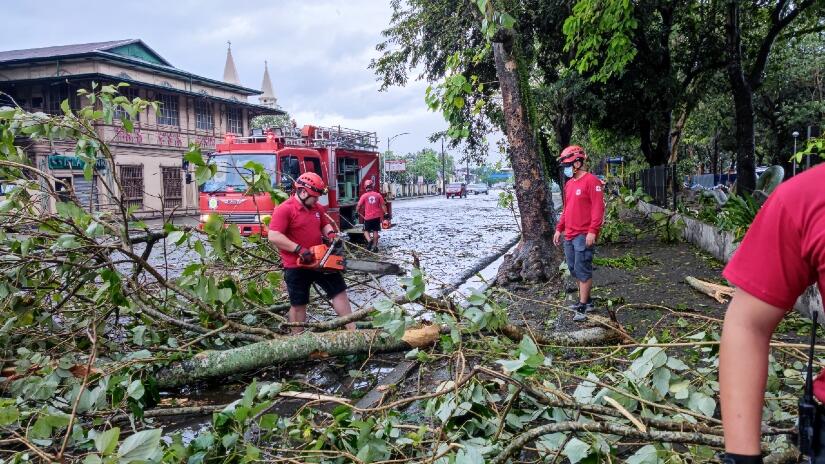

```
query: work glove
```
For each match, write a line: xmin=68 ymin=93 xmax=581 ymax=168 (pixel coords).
xmin=383 ymin=213 xmax=391 ymax=220
xmin=720 ymin=453 xmax=762 ymax=464
xmin=298 ymin=247 xmax=314 ymax=265
xmin=322 ymin=231 xmax=338 ymax=245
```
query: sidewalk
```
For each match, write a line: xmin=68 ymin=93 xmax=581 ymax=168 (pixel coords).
xmin=389 ymin=193 xmax=442 ymax=201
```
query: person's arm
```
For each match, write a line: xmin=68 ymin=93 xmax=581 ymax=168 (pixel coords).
xmin=586 ymin=179 xmax=605 ymax=246
xmin=553 ymin=186 xmax=566 ymax=246
xmin=357 ymin=195 xmax=365 ymax=217
xmin=268 ymin=229 xmax=301 ymax=253
xmin=720 ymin=289 xmax=786 ymax=455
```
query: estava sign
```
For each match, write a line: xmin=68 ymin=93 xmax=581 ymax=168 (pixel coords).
xmin=48 ymin=154 xmax=106 ymax=171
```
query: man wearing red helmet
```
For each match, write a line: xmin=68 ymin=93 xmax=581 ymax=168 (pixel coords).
xmin=718 ymin=163 xmax=825 ymax=463
xmin=552 ymin=145 xmax=605 ymax=322
xmin=267 ymin=172 xmax=356 ymax=333
xmin=357 ymin=179 xmax=388 ymax=252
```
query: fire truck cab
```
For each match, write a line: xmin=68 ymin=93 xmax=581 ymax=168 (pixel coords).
xmin=198 ymin=125 xmax=389 ymax=240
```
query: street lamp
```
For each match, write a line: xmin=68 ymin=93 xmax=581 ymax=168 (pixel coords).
xmin=385 ymin=132 xmax=409 ymax=192
xmin=792 ymin=131 xmax=800 ymax=176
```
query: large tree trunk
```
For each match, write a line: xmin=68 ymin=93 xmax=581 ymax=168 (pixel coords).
xmin=724 ymin=0 xmax=814 ymax=192
xmin=491 ymin=32 xmax=558 ymax=284
xmin=154 ymin=326 xmax=441 ymax=388
xmin=640 ymin=114 xmax=672 ymax=167
xmin=726 ymin=1 xmax=757 ymax=193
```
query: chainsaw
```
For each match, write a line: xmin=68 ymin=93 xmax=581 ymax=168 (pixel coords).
xmin=297 ymin=237 xmax=403 ymax=276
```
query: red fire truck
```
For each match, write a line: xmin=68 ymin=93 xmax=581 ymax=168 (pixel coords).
xmin=198 ymin=125 xmax=390 ymax=239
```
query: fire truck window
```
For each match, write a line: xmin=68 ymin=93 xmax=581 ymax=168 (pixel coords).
xmin=305 ymin=158 xmax=322 ymax=177
xmin=280 ymin=156 xmax=300 ymax=191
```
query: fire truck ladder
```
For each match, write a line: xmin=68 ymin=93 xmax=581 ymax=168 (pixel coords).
xmin=312 ymin=126 xmax=378 ymax=150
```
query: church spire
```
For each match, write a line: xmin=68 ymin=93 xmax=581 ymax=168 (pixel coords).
xmin=259 ymin=60 xmax=278 ymax=108
xmin=222 ymin=40 xmax=240 ymax=85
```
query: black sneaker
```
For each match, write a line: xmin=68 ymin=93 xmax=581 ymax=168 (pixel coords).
xmin=582 ymin=301 xmax=596 ymax=313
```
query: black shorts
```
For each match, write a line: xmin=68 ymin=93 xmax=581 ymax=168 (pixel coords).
xmin=283 ymin=268 xmax=348 ymax=306
xmin=364 ymin=218 xmax=381 ymax=232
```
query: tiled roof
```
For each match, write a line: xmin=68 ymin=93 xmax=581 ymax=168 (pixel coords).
xmin=0 ymin=39 xmax=140 ymax=63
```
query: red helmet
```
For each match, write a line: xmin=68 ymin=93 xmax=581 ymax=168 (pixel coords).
xmin=295 ymin=172 xmax=327 ymax=197
xmin=364 ymin=179 xmax=374 ymax=190
xmin=558 ymin=145 xmax=587 ymax=165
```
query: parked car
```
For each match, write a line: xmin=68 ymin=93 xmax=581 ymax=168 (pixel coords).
xmin=445 ymin=182 xmax=467 ymax=198
xmin=467 ymin=183 xmax=489 ymax=195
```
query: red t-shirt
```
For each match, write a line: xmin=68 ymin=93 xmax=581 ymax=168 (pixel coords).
xmin=357 ymin=191 xmax=385 ymax=220
xmin=268 ymin=195 xmax=330 ymax=268
xmin=722 ymin=164 xmax=825 ymax=399
xmin=723 ymin=164 xmax=825 ymax=310
xmin=556 ymin=172 xmax=605 ymax=238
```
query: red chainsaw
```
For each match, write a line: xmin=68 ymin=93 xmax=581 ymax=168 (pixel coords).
xmin=297 ymin=236 xmax=402 ymax=276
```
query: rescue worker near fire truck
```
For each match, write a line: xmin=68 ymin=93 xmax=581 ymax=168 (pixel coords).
xmin=357 ymin=179 xmax=388 ymax=252
xmin=719 ymin=163 xmax=825 ymax=463
xmin=267 ymin=172 xmax=356 ymax=334
xmin=552 ymin=145 xmax=605 ymax=323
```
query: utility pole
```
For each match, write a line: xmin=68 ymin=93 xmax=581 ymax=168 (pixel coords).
xmin=386 ymin=132 xmax=409 ymax=192
xmin=441 ymin=137 xmax=446 ymax=192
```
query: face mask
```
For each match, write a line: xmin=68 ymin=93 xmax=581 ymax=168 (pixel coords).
xmin=563 ymin=166 xmax=574 ymax=178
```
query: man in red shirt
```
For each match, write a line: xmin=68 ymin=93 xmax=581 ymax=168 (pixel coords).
xmin=268 ymin=172 xmax=356 ymax=333
xmin=357 ymin=179 xmax=388 ymax=252
xmin=552 ymin=145 xmax=605 ymax=322
xmin=719 ymin=163 xmax=825 ymax=463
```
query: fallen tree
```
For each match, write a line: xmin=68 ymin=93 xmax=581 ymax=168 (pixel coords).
xmin=154 ymin=325 xmax=442 ymax=388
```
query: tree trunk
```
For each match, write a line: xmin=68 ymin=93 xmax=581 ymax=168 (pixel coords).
xmin=154 ymin=326 xmax=441 ymax=388
xmin=640 ymin=114 xmax=672 ymax=167
xmin=726 ymin=0 xmax=757 ymax=194
xmin=491 ymin=32 xmax=558 ymax=284
xmin=712 ymin=132 xmax=720 ymax=177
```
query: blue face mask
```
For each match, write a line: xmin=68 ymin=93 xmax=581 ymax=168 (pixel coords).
xmin=563 ymin=166 xmax=574 ymax=178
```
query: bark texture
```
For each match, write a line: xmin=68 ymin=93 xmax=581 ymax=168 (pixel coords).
xmin=154 ymin=326 xmax=440 ymax=388
xmin=491 ymin=33 xmax=557 ymax=284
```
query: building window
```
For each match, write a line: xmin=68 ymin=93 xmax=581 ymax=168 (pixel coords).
xmin=227 ymin=107 xmax=242 ymax=134
xmin=161 ymin=167 xmax=183 ymax=209
xmin=48 ymin=84 xmax=77 ymax=114
xmin=157 ymin=93 xmax=179 ymax=126
xmin=194 ymin=99 xmax=213 ymax=131
xmin=113 ymin=87 xmax=139 ymax=121
xmin=119 ymin=165 xmax=144 ymax=209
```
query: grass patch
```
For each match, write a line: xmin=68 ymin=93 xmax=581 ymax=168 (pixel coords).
xmin=593 ymin=253 xmax=657 ymax=270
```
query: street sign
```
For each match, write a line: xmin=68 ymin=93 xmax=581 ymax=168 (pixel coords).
xmin=417 ymin=176 xmax=424 ymax=185
xmin=385 ymin=159 xmax=406 ymax=172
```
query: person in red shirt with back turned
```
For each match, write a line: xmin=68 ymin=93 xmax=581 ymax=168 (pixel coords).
xmin=267 ymin=172 xmax=356 ymax=334
xmin=719 ymin=163 xmax=825 ymax=463
xmin=552 ymin=145 xmax=605 ymax=322
xmin=357 ymin=179 xmax=388 ymax=252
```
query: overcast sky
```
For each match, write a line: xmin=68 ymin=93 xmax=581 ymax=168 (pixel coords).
xmin=1 ymin=0 xmax=495 ymax=160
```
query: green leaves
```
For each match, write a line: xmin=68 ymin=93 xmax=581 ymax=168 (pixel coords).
xmin=562 ymin=0 xmax=638 ymax=82
xmin=400 ymin=268 xmax=425 ymax=301
xmin=0 ymin=404 xmax=19 ymax=425
xmin=496 ymin=335 xmax=545 ymax=374
xmin=186 ymin=144 xmax=218 ymax=185
xmin=562 ymin=437 xmax=592 ymax=464
xmin=93 ymin=427 xmax=120 ymax=455
xmin=372 ymin=298 xmax=409 ymax=340
xmin=117 ymin=428 xmax=162 ymax=463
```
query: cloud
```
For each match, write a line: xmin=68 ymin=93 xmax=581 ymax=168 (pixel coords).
xmin=0 ymin=0 xmax=501 ymax=161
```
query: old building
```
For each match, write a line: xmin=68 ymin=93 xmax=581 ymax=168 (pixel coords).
xmin=0 ymin=39 xmax=284 ymax=216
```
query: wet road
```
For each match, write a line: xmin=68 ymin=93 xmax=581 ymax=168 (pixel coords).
xmin=372 ymin=191 xmax=520 ymax=294
xmin=140 ymin=189 xmax=561 ymax=301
